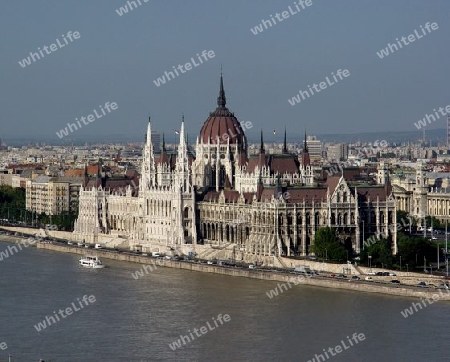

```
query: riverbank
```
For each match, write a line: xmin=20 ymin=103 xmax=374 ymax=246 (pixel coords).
xmin=1 ymin=228 xmax=448 ymax=300
xmin=34 ymin=242 xmax=450 ymax=301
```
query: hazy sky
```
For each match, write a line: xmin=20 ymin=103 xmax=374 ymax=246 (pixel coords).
xmin=1 ymin=0 xmax=449 ymax=143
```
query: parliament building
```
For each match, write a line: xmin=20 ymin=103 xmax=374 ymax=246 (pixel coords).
xmin=74 ymin=76 xmax=397 ymax=261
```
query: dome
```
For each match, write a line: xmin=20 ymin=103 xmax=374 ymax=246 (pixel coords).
xmin=199 ymin=75 xmax=247 ymax=147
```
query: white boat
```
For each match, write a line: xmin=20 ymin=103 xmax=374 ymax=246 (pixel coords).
xmin=79 ymin=255 xmax=105 ymax=269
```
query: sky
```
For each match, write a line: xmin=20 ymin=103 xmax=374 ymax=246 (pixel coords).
xmin=1 ymin=0 xmax=449 ymax=144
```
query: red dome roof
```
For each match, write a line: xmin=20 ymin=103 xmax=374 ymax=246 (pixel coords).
xmin=198 ymin=76 xmax=247 ymax=147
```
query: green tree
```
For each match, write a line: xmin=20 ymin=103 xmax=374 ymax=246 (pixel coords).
xmin=311 ymin=227 xmax=348 ymax=261
xmin=361 ymin=237 xmax=393 ymax=267
xmin=397 ymin=233 xmax=436 ymax=269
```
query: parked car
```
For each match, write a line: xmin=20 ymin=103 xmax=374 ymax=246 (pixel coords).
xmin=248 ymin=264 xmax=255 ymax=269
xmin=376 ymin=272 xmax=384 ymax=276
xmin=438 ymin=283 xmax=449 ymax=289
xmin=391 ymin=280 xmax=401 ymax=284
xmin=367 ymin=271 xmax=376 ymax=276
xmin=365 ymin=276 xmax=373 ymax=281
xmin=349 ymin=276 xmax=360 ymax=281
xmin=389 ymin=272 xmax=396 ymax=276
xmin=417 ymin=281 xmax=427 ymax=287
xmin=337 ymin=274 xmax=346 ymax=279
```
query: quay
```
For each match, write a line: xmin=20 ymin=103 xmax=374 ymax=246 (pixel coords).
xmin=1 ymin=227 xmax=449 ymax=301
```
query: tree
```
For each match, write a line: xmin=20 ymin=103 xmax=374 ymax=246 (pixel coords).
xmin=360 ymin=237 xmax=393 ymax=267
xmin=424 ymin=216 xmax=442 ymax=230
xmin=311 ymin=227 xmax=348 ymax=261
xmin=397 ymin=234 xmax=436 ymax=269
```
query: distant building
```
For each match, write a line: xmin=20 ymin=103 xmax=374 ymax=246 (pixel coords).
xmin=26 ymin=176 xmax=71 ymax=216
xmin=304 ymin=135 xmax=322 ymax=162
xmin=327 ymin=143 xmax=348 ymax=162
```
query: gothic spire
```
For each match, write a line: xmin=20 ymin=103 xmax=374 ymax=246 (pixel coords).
xmin=303 ymin=130 xmax=308 ymax=153
xmin=260 ymin=129 xmax=265 ymax=153
xmin=162 ymin=133 xmax=166 ymax=152
xmin=147 ymin=117 xmax=152 ymax=145
xmin=217 ymin=70 xmax=227 ymax=108
xmin=282 ymin=126 xmax=288 ymax=154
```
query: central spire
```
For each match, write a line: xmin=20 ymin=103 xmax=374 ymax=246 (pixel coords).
xmin=217 ymin=70 xmax=227 ymax=108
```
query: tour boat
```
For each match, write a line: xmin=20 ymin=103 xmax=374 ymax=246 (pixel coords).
xmin=79 ymin=255 xmax=105 ymax=269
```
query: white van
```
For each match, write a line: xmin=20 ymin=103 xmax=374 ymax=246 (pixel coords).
xmin=94 ymin=244 xmax=102 ymax=249
xmin=152 ymin=252 xmax=160 ymax=257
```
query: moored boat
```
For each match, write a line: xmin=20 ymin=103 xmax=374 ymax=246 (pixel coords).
xmin=79 ymin=255 xmax=105 ymax=268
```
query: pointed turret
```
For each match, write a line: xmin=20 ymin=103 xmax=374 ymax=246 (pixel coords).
xmin=217 ymin=69 xmax=226 ymax=108
xmin=260 ymin=129 xmax=265 ymax=154
xmin=302 ymin=130 xmax=310 ymax=167
xmin=282 ymin=127 xmax=288 ymax=154
xmin=139 ymin=117 xmax=156 ymax=191
xmin=175 ymin=115 xmax=191 ymax=193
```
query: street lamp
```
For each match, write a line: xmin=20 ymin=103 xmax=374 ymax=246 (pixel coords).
xmin=368 ymin=255 xmax=372 ymax=270
xmin=362 ymin=220 xmax=365 ymax=250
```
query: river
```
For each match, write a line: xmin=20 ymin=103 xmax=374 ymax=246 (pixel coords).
xmin=0 ymin=240 xmax=448 ymax=361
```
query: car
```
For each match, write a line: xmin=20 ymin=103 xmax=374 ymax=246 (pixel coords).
xmin=330 ymin=274 xmax=337 ymax=278
xmin=337 ymin=274 xmax=346 ymax=279
xmin=389 ymin=272 xmax=396 ymax=276
xmin=207 ymin=260 xmax=215 ymax=265
xmin=382 ymin=272 xmax=390 ymax=276
xmin=349 ymin=276 xmax=360 ymax=281
xmin=430 ymin=236 xmax=438 ymax=241
xmin=438 ymin=283 xmax=449 ymax=289
xmin=376 ymin=272 xmax=383 ymax=276
xmin=67 ymin=241 xmax=73 ymax=245
xmin=417 ymin=281 xmax=427 ymax=287
xmin=365 ymin=276 xmax=373 ymax=281
xmin=367 ymin=271 xmax=376 ymax=276
xmin=391 ymin=280 xmax=400 ymax=284
xmin=248 ymin=264 xmax=255 ymax=269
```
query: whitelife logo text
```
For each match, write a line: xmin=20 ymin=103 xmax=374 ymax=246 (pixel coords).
xmin=18 ymin=31 xmax=81 ymax=68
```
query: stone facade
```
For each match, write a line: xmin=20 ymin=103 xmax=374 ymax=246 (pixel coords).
xmin=73 ymin=77 xmax=397 ymax=256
